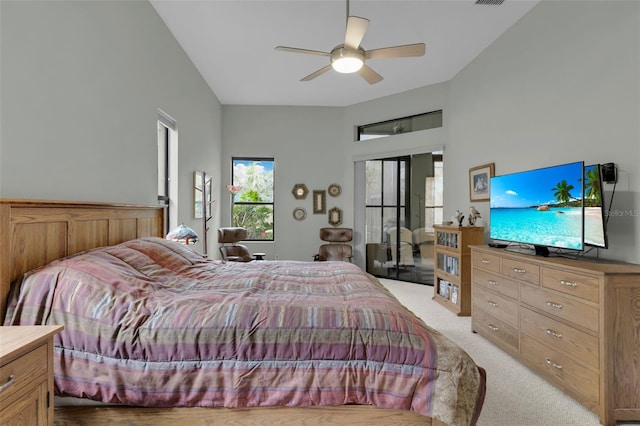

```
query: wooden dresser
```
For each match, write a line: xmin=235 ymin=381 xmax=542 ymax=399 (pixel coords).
xmin=470 ymin=246 xmax=640 ymax=426
xmin=0 ymin=325 xmax=63 ymax=426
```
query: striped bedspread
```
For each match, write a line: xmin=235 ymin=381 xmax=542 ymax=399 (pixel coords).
xmin=4 ymin=237 xmax=484 ymax=425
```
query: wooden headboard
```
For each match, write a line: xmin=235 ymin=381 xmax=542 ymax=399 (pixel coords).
xmin=0 ymin=199 xmax=165 ymax=320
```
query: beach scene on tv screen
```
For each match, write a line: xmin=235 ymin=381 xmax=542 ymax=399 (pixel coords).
xmin=490 ymin=162 xmax=584 ymax=250
xmin=583 ymin=164 xmax=606 ymax=247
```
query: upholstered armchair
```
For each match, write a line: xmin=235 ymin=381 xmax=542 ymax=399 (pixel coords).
xmin=314 ymin=227 xmax=353 ymax=262
xmin=218 ymin=227 xmax=253 ymax=262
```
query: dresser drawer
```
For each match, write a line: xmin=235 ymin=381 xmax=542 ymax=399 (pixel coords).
xmin=472 ymin=251 xmax=501 ymax=274
xmin=0 ymin=344 xmax=47 ymax=402
xmin=520 ymin=334 xmax=599 ymax=410
xmin=542 ymin=267 xmax=600 ymax=303
xmin=520 ymin=284 xmax=599 ymax=332
xmin=474 ymin=285 xmax=518 ymax=327
xmin=502 ymin=257 xmax=540 ymax=285
xmin=520 ymin=306 xmax=599 ymax=370
xmin=472 ymin=307 xmax=519 ymax=353
xmin=473 ymin=268 xmax=519 ymax=300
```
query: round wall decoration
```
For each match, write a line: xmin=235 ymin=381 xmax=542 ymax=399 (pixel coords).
xmin=293 ymin=207 xmax=307 ymax=221
xmin=328 ymin=184 xmax=341 ymax=197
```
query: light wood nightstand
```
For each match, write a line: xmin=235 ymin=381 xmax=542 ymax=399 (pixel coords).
xmin=0 ymin=325 xmax=63 ymax=426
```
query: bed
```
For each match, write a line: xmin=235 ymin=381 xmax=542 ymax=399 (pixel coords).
xmin=0 ymin=199 xmax=485 ymax=425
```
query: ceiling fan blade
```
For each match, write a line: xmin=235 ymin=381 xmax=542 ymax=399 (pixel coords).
xmin=275 ymin=46 xmax=330 ymax=57
xmin=358 ymin=65 xmax=383 ymax=84
xmin=366 ymin=43 xmax=426 ymax=60
xmin=344 ymin=16 xmax=369 ymax=50
xmin=301 ymin=64 xmax=333 ymax=82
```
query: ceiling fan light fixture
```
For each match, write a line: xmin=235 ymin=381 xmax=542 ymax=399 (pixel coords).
xmin=331 ymin=47 xmax=364 ymax=73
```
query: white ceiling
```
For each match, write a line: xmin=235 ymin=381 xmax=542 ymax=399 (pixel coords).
xmin=150 ymin=0 xmax=539 ymax=107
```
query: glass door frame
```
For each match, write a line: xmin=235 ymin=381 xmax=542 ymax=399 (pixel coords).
xmin=364 ymin=156 xmax=411 ymax=281
xmin=354 ymin=147 xmax=443 ymax=285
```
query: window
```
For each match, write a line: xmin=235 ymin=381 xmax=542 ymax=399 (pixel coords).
xmin=231 ymin=158 xmax=274 ymax=241
xmin=158 ymin=111 xmax=178 ymax=234
xmin=357 ymin=110 xmax=443 ymax=141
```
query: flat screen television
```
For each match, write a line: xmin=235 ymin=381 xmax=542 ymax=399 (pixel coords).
xmin=583 ymin=164 xmax=608 ymax=248
xmin=490 ymin=161 xmax=584 ymax=256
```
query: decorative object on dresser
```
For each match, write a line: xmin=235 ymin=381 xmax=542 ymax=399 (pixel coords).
xmin=469 ymin=163 xmax=494 ymax=202
xmin=470 ymin=245 xmax=640 ymax=426
xmin=433 ymin=224 xmax=484 ymax=316
xmin=0 ymin=325 xmax=64 ymax=426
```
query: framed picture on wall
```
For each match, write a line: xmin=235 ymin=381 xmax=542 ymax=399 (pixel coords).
xmin=469 ymin=163 xmax=495 ymax=202
xmin=313 ymin=190 xmax=326 ymax=214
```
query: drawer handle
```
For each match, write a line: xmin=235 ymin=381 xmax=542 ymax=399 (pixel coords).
xmin=545 ymin=328 xmax=563 ymax=339
xmin=513 ymin=268 xmax=526 ymax=274
xmin=481 ymin=259 xmax=491 ymax=264
xmin=488 ymin=324 xmax=499 ymax=332
xmin=545 ymin=357 xmax=563 ymax=370
xmin=488 ymin=301 xmax=498 ymax=307
xmin=546 ymin=301 xmax=563 ymax=310
xmin=0 ymin=375 xmax=16 ymax=393
xmin=487 ymin=280 xmax=498 ymax=285
xmin=559 ymin=280 xmax=578 ymax=288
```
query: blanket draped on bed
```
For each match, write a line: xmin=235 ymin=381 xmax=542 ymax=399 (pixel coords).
xmin=4 ymin=237 xmax=484 ymax=425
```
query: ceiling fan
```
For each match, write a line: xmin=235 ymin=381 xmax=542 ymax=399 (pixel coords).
xmin=275 ymin=0 xmax=425 ymax=84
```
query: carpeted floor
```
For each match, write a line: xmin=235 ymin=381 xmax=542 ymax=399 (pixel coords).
xmin=380 ymin=278 xmax=639 ymax=426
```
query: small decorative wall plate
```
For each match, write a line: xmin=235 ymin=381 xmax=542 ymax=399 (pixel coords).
xmin=293 ymin=207 xmax=307 ymax=221
xmin=328 ymin=184 xmax=341 ymax=197
xmin=292 ymin=184 xmax=309 ymax=200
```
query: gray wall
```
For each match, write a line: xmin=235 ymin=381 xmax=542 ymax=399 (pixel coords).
xmin=222 ymin=1 xmax=640 ymax=264
xmin=447 ymin=0 xmax=639 ymax=264
xmin=221 ymin=106 xmax=345 ymax=261
xmin=2 ymin=1 xmax=638 ymax=264
xmin=0 ymin=0 xmax=222 ymax=254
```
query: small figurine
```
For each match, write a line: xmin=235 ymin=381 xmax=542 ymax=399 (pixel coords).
xmin=468 ymin=206 xmax=481 ymax=226
xmin=453 ymin=210 xmax=465 ymax=227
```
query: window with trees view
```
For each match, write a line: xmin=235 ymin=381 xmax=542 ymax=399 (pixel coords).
xmin=231 ymin=158 xmax=274 ymax=241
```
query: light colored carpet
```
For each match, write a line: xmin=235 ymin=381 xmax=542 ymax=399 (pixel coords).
xmin=380 ymin=278 xmax=639 ymax=426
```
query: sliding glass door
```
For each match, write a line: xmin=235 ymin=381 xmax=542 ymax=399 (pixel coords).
xmin=364 ymin=153 xmax=442 ymax=285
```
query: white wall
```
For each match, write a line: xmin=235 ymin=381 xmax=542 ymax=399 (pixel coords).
xmin=0 ymin=0 xmax=222 ymax=254
xmin=447 ymin=0 xmax=639 ymax=264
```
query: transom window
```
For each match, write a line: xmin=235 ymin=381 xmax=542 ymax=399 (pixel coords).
xmin=357 ymin=110 xmax=443 ymax=141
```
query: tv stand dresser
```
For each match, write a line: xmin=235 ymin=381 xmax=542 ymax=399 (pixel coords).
xmin=470 ymin=245 xmax=640 ymax=426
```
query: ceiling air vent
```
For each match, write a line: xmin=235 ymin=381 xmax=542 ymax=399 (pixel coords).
xmin=475 ymin=0 xmax=505 ymax=5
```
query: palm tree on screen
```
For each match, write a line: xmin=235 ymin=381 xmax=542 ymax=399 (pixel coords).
xmin=584 ymin=168 xmax=601 ymax=205
xmin=552 ymin=180 xmax=575 ymax=205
